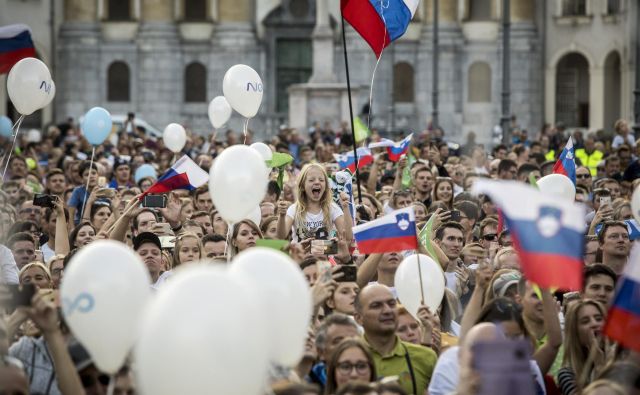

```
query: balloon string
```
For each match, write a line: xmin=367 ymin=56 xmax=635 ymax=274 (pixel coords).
xmin=1 ymin=115 xmax=25 ymax=180
xmin=243 ymin=118 xmax=250 ymax=145
xmin=106 ymin=374 xmax=115 ymax=395
xmin=224 ymin=222 xmax=233 ymax=262
xmin=80 ymin=146 xmax=96 ymax=222
xmin=367 ymin=0 xmax=388 ymax=132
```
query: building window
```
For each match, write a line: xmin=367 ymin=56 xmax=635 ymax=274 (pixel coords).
xmin=107 ymin=0 xmax=132 ymax=21
xmin=468 ymin=0 xmax=492 ymax=21
xmin=555 ymin=52 xmax=589 ymax=127
xmin=184 ymin=62 xmax=207 ymax=102
xmin=289 ymin=0 xmax=310 ymax=19
xmin=185 ymin=0 xmax=207 ymax=21
xmin=276 ymin=39 xmax=312 ymax=112
xmin=562 ymin=0 xmax=587 ymax=16
xmin=467 ymin=62 xmax=491 ymax=102
xmin=393 ymin=62 xmax=415 ymax=103
xmin=606 ymin=0 xmax=620 ymax=14
xmin=107 ymin=61 xmax=130 ymax=102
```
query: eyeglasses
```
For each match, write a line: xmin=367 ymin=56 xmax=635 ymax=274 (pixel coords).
xmin=80 ymin=373 xmax=110 ymax=388
xmin=337 ymin=361 xmax=370 ymax=375
xmin=482 ymin=234 xmax=497 ymax=241
xmin=576 ymin=174 xmax=591 ymax=179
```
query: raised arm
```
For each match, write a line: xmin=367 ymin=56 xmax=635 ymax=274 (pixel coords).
xmin=356 ymin=253 xmax=383 ymax=288
xmin=53 ymin=197 xmax=70 ymax=256
xmin=392 ymin=156 xmax=407 ymax=192
xmin=276 ymin=200 xmax=293 ymax=240
xmin=459 ymin=262 xmax=493 ymax=340
xmin=533 ymin=288 xmax=562 ymax=374
xmin=109 ymin=197 xmax=140 ymax=242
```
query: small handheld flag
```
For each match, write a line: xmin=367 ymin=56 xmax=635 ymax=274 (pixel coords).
xmin=369 ymin=133 xmax=413 ymax=162
xmin=552 ymin=136 xmax=576 ymax=186
xmin=144 ymin=155 xmax=209 ymax=196
xmin=353 ymin=207 xmax=417 ymax=254
xmin=354 ymin=116 xmax=371 ymax=143
xmin=333 ymin=147 xmax=374 ymax=173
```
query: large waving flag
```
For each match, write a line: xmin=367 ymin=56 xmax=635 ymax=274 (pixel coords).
xmin=353 ymin=206 xmax=417 ymax=253
xmin=333 ymin=147 xmax=374 ymax=173
xmin=473 ymin=180 xmax=585 ymax=290
xmin=0 ymin=24 xmax=36 ymax=74
xmin=552 ymin=136 xmax=576 ymax=185
xmin=369 ymin=133 xmax=413 ymax=162
xmin=604 ymin=244 xmax=640 ymax=352
xmin=144 ymin=155 xmax=208 ymax=195
xmin=341 ymin=0 xmax=420 ymax=58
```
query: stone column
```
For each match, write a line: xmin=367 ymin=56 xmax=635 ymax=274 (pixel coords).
xmin=589 ymin=67 xmax=605 ymax=130
xmin=64 ymin=0 xmax=97 ymax=21
xmin=214 ymin=0 xmax=255 ymax=48
xmin=309 ymin=0 xmax=336 ymax=83
xmin=425 ymin=0 xmax=458 ymax=23
xmin=141 ymin=0 xmax=173 ymax=21
xmin=511 ymin=0 xmax=534 ymax=22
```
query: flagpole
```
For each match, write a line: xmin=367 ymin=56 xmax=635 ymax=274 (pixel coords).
xmin=340 ymin=10 xmax=363 ymax=204
xmin=415 ymin=230 xmax=426 ymax=304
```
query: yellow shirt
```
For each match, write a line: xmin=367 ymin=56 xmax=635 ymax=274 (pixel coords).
xmin=363 ymin=335 xmax=437 ymax=395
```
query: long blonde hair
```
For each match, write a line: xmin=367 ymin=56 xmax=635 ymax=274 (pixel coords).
xmin=294 ymin=163 xmax=333 ymax=238
xmin=172 ymin=232 xmax=203 ymax=267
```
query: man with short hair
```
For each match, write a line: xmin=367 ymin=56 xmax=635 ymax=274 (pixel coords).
xmin=434 ymin=222 xmax=465 ymax=265
xmin=517 ymin=163 xmax=541 ymax=183
xmin=582 ymin=264 xmax=616 ymax=307
xmin=575 ymin=166 xmax=592 ymax=191
xmin=8 ymin=232 xmax=36 ymax=269
xmin=67 ymin=161 xmax=99 ymax=225
xmin=575 ymin=135 xmax=603 ymax=176
xmin=18 ymin=200 xmax=41 ymax=224
xmin=601 ymin=178 xmax=621 ymax=199
xmin=478 ymin=218 xmax=498 ymax=250
xmin=202 ymin=234 xmax=226 ymax=259
xmin=191 ymin=211 xmax=213 ymax=235
xmin=133 ymin=232 xmax=163 ymax=285
xmin=356 ymin=284 xmax=436 ymax=395
xmin=605 ymin=156 xmax=622 ymax=181
xmin=497 ymin=159 xmax=517 ymax=180
xmin=132 ymin=209 xmax=159 ymax=237
xmin=412 ymin=167 xmax=434 ymax=206
xmin=109 ymin=159 xmax=133 ymax=188
xmin=193 ymin=187 xmax=213 ymax=212
xmin=598 ymin=221 xmax=630 ymax=275
xmin=45 ymin=169 xmax=67 ymax=198
xmin=260 ymin=202 xmax=275 ymax=221
xmin=584 ymin=235 xmax=599 ymax=265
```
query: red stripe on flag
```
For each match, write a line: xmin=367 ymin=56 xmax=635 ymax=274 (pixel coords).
xmin=341 ymin=0 xmax=390 ymax=58
xmin=145 ymin=173 xmax=191 ymax=195
xmin=0 ymin=47 xmax=36 ymax=74
xmin=552 ymin=161 xmax=568 ymax=177
xmin=604 ymin=307 xmax=640 ymax=353
xmin=355 ymin=235 xmax=417 ymax=254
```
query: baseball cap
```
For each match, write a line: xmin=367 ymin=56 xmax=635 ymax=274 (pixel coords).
xmin=492 ymin=271 xmax=521 ymax=298
xmin=133 ymin=232 xmax=161 ymax=251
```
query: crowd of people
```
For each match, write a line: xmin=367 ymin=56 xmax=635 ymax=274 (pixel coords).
xmin=1 ymin=114 xmax=640 ymax=395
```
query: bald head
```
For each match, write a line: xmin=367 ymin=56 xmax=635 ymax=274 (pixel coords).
xmin=355 ymin=284 xmax=398 ymax=336
xmin=355 ymin=283 xmax=394 ymax=314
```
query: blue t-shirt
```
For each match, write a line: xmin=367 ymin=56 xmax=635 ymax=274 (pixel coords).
xmin=67 ymin=186 xmax=110 ymax=225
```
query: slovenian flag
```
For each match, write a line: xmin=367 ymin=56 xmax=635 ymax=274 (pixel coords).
xmin=552 ymin=136 xmax=576 ymax=186
xmin=604 ymin=244 xmax=640 ymax=352
xmin=473 ymin=180 xmax=585 ymax=290
xmin=144 ymin=155 xmax=209 ymax=195
xmin=333 ymin=147 xmax=374 ymax=173
xmin=369 ymin=133 xmax=413 ymax=162
xmin=0 ymin=24 xmax=36 ymax=74
xmin=341 ymin=0 xmax=420 ymax=58
xmin=353 ymin=206 xmax=418 ymax=253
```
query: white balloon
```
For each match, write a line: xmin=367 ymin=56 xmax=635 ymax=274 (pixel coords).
xmin=60 ymin=241 xmax=151 ymax=374
xmin=250 ymin=142 xmax=273 ymax=162
xmin=162 ymin=123 xmax=186 ymax=153
xmin=395 ymin=254 xmax=446 ymax=320
xmin=244 ymin=206 xmax=262 ymax=227
xmin=632 ymin=187 xmax=640 ymax=224
xmin=208 ymin=96 xmax=232 ymax=129
xmin=537 ymin=173 xmax=575 ymax=201
xmin=230 ymin=248 xmax=312 ymax=365
xmin=7 ymin=57 xmax=54 ymax=115
xmin=209 ymin=145 xmax=268 ymax=223
xmin=223 ymin=64 xmax=263 ymax=118
xmin=135 ymin=265 xmax=269 ymax=395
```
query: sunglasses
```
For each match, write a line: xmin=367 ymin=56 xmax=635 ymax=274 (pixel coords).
xmin=80 ymin=373 xmax=110 ymax=388
xmin=576 ymin=174 xmax=591 ymax=179
xmin=483 ymin=234 xmax=498 ymax=241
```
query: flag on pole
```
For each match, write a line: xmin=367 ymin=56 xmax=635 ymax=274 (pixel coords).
xmin=473 ymin=179 xmax=585 ymax=290
xmin=333 ymin=147 xmax=374 ymax=173
xmin=341 ymin=0 xmax=420 ymax=58
xmin=353 ymin=207 xmax=417 ymax=253
xmin=552 ymin=136 xmax=576 ymax=185
xmin=418 ymin=213 xmax=439 ymax=265
xmin=0 ymin=24 xmax=36 ymax=74
xmin=369 ymin=133 xmax=413 ymax=162
xmin=354 ymin=116 xmax=371 ymax=143
xmin=604 ymin=244 xmax=640 ymax=352
xmin=144 ymin=155 xmax=209 ymax=195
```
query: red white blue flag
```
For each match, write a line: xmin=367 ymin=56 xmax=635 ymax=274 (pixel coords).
xmin=0 ymin=24 xmax=36 ymax=74
xmin=333 ymin=147 xmax=374 ymax=173
xmin=353 ymin=206 xmax=417 ymax=253
xmin=144 ymin=155 xmax=208 ymax=195
xmin=368 ymin=133 xmax=413 ymax=162
xmin=341 ymin=0 xmax=419 ymax=58
xmin=473 ymin=179 xmax=585 ymax=290
xmin=552 ymin=136 xmax=576 ymax=186
xmin=604 ymin=244 xmax=640 ymax=352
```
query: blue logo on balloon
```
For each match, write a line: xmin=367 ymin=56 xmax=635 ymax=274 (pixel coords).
xmin=82 ymin=107 xmax=112 ymax=146
xmin=63 ymin=292 xmax=95 ymax=316
xmin=0 ymin=115 xmax=12 ymax=138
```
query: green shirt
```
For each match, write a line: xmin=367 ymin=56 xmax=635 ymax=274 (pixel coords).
xmin=363 ymin=335 xmax=437 ymax=395
xmin=536 ymin=334 xmax=565 ymax=379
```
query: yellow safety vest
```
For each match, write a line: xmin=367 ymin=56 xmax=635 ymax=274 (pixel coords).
xmin=575 ymin=149 xmax=603 ymax=176
xmin=544 ymin=150 xmax=556 ymax=161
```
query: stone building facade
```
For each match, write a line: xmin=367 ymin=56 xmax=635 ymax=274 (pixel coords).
xmin=0 ymin=0 xmax=636 ymax=144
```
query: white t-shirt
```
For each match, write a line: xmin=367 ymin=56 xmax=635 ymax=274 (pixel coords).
xmin=41 ymin=243 xmax=55 ymax=263
xmin=612 ymin=134 xmax=635 ymax=149
xmin=286 ymin=202 xmax=344 ymax=242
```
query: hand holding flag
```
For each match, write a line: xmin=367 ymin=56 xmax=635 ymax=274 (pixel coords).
xmin=552 ymin=136 xmax=576 ymax=185
xmin=144 ymin=155 xmax=209 ymax=196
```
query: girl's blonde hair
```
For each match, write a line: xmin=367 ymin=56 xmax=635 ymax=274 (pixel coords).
xmin=294 ymin=163 xmax=332 ymax=237
xmin=19 ymin=261 xmax=52 ymax=283
xmin=172 ymin=232 xmax=203 ymax=267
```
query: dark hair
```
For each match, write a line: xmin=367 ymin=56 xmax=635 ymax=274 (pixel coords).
xmin=597 ymin=221 xmax=628 ymax=245
xmin=267 ymin=180 xmax=281 ymax=201
xmin=8 ymin=220 xmax=39 ymax=238
xmin=190 ymin=210 xmax=209 ymax=220
xmin=300 ymin=256 xmax=319 ymax=271
xmin=192 ymin=186 xmax=209 ymax=201
xmin=315 ymin=312 xmax=358 ymax=352
xmin=435 ymin=221 xmax=465 ymax=241
xmin=132 ymin=208 xmax=159 ymax=231
xmin=517 ymin=163 xmax=540 ymax=179
xmin=492 ymin=144 xmax=507 ymax=155
xmin=498 ymin=159 xmax=517 ymax=174
xmin=454 ymin=200 xmax=479 ymax=222
xmin=46 ymin=168 xmax=64 ymax=179
xmin=44 ymin=206 xmax=70 ymax=223
xmin=78 ymin=161 xmax=98 ymax=178
xmin=7 ymin=231 xmax=36 ymax=250
xmin=260 ymin=215 xmax=278 ymax=236
xmin=335 ymin=383 xmax=376 ymax=395
xmin=272 ymin=383 xmax=321 ymax=395
xmin=325 ymin=339 xmax=377 ymax=395
xmin=89 ymin=202 xmax=112 ymax=223
xmin=69 ymin=222 xmax=96 ymax=247
xmin=475 ymin=297 xmax=530 ymax=341
xmin=202 ymin=233 xmax=226 ymax=244
xmin=583 ymin=264 xmax=617 ymax=290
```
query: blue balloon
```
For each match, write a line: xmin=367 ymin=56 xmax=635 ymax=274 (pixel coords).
xmin=82 ymin=107 xmax=112 ymax=146
xmin=134 ymin=164 xmax=157 ymax=184
xmin=0 ymin=115 xmax=12 ymax=138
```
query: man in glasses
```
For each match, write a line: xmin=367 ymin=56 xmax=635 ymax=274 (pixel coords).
xmin=598 ymin=221 xmax=630 ymax=275
xmin=478 ymin=218 xmax=498 ymax=251
xmin=575 ymin=166 xmax=592 ymax=191
xmin=18 ymin=200 xmax=42 ymax=224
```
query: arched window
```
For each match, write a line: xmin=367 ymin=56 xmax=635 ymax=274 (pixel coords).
xmin=555 ymin=52 xmax=590 ymax=127
xmin=185 ymin=0 xmax=207 ymax=21
xmin=184 ymin=62 xmax=207 ymax=102
xmin=107 ymin=61 xmax=130 ymax=102
xmin=108 ymin=0 xmax=131 ymax=21
xmin=393 ymin=62 xmax=415 ymax=103
xmin=468 ymin=62 xmax=491 ymax=102
xmin=468 ymin=0 xmax=492 ymax=21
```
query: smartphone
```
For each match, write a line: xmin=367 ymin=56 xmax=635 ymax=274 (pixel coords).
xmin=33 ymin=194 xmax=56 ymax=208
xmin=95 ymin=188 xmax=116 ymax=199
xmin=142 ymin=194 xmax=167 ymax=208
xmin=312 ymin=239 xmax=338 ymax=255
xmin=152 ymin=222 xmax=173 ymax=236
xmin=3 ymin=284 xmax=36 ymax=309
xmin=336 ymin=265 xmax=357 ymax=282
xmin=316 ymin=260 xmax=332 ymax=283
xmin=472 ymin=339 xmax=535 ymax=395
xmin=600 ymin=196 xmax=612 ymax=207
xmin=450 ymin=210 xmax=461 ymax=222
xmin=98 ymin=177 xmax=107 ymax=187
